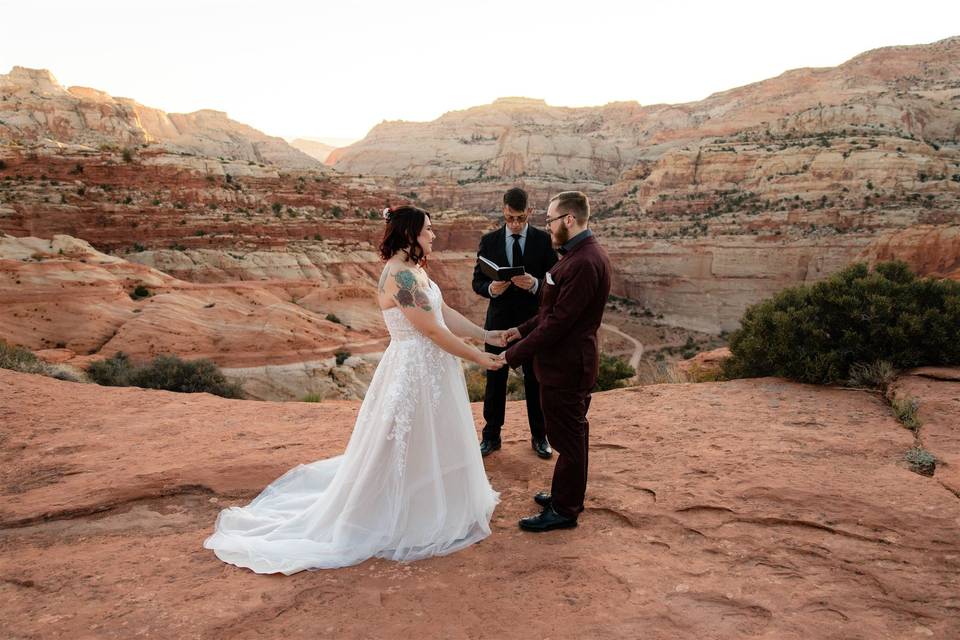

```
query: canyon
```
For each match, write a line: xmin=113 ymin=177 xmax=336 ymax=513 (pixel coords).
xmin=331 ymin=37 xmax=960 ymax=329
xmin=3 ymin=36 xmax=960 ymax=639
xmin=2 ymin=37 xmax=960 ymax=396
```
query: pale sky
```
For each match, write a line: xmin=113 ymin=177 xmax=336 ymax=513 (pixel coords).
xmin=2 ymin=0 xmax=958 ymax=143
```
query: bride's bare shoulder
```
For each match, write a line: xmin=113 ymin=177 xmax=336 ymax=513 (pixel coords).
xmin=378 ymin=261 xmax=432 ymax=312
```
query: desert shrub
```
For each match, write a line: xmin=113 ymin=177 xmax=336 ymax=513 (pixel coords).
xmin=891 ymin=396 xmax=922 ymax=430
xmin=0 ymin=341 xmax=52 ymax=376
xmin=464 ymin=365 xmax=486 ymax=402
xmin=685 ymin=363 xmax=726 ymax=383
xmin=905 ymin=447 xmax=936 ymax=476
xmin=463 ymin=364 xmax=524 ymax=402
xmin=325 ymin=313 xmax=342 ymax=324
xmin=87 ymin=352 xmax=134 ymax=385
xmin=594 ymin=354 xmax=636 ymax=391
xmin=635 ymin=361 xmax=688 ymax=385
xmin=89 ymin=352 xmax=243 ymax=398
xmin=130 ymin=284 xmax=150 ymax=299
xmin=0 ymin=342 xmax=82 ymax=381
xmin=847 ymin=360 xmax=897 ymax=391
xmin=335 ymin=350 xmax=351 ymax=366
xmin=301 ymin=392 xmax=323 ymax=403
xmin=722 ymin=262 xmax=960 ymax=384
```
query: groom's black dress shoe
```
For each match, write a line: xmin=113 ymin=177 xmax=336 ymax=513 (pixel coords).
xmin=479 ymin=439 xmax=501 ymax=457
xmin=533 ymin=491 xmax=585 ymax=513
xmin=531 ymin=438 xmax=553 ymax=459
xmin=519 ymin=506 xmax=578 ymax=532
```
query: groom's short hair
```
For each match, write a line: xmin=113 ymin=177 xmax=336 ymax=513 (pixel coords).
xmin=503 ymin=187 xmax=528 ymax=213
xmin=550 ymin=191 xmax=590 ymax=224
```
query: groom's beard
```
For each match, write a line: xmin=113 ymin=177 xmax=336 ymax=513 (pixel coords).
xmin=551 ymin=224 xmax=569 ymax=248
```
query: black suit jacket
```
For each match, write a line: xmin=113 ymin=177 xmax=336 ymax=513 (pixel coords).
xmin=505 ymin=235 xmax=612 ymax=390
xmin=472 ymin=225 xmax=558 ymax=330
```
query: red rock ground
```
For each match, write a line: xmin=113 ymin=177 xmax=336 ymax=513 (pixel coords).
xmin=2 ymin=368 xmax=958 ymax=639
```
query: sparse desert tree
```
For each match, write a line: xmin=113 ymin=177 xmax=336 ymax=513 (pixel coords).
xmin=723 ymin=262 xmax=960 ymax=384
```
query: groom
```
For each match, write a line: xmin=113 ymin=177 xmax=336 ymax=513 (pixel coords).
xmin=502 ymin=191 xmax=611 ymax=532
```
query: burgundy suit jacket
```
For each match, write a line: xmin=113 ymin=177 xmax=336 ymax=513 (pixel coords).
xmin=504 ymin=234 xmax=611 ymax=390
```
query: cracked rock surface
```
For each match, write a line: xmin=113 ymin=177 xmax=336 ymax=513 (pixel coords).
xmin=2 ymin=368 xmax=959 ymax=639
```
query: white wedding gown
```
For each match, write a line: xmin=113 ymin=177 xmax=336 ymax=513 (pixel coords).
xmin=204 ymin=279 xmax=499 ymax=574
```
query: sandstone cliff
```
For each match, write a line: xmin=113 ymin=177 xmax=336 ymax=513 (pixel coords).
xmin=0 ymin=141 xmax=495 ymax=399
xmin=0 ymin=66 xmax=320 ymax=168
xmin=0 ymin=233 xmax=399 ymax=400
xmin=3 ymin=39 xmax=959 ymax=339
xmin=329 ymin=37 xmax=960 ymax=331
xmin=332 ymin=38 xmax=960 ymax=189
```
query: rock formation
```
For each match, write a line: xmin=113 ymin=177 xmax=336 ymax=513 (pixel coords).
xmin=2 ymin=367 xmax=958 ymax=638
xmin=0 ymin=138 xmax=495 ymax=399
xmin=332 ymin=38 xmax=960 ymax=189
xmin=0 ymin=233 xmax=398 ymax=400
xmin=0 ymin=66 xmax=320 ymax=168
xmin=330 ymin=37 xmax=960 ymax=331
xmin=3 ymin=37 xmax=959 ymax=348
xmin=289 ymin=138 xmax=337 ymax=163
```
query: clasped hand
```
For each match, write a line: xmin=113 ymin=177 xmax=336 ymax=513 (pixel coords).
xmin=478 ymin=328 xmax=522 ymax=370
xmin=483 ymin=327 xmax=522 ymax=348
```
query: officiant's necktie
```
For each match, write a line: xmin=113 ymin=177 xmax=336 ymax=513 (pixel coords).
xmin=511 ymin=233 xmax=523 ymax=268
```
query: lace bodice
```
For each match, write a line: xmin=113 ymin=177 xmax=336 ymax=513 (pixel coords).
xmin=381 ymin=279 xmax=446 ymax=342
xmin=376 ymin=278 xmax=450 ymax=473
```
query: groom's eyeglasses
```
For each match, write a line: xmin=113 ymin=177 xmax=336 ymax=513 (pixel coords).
xmin=504 ymin=214 xmax=527 ymax=223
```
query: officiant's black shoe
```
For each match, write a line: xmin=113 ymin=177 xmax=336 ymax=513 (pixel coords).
xmin=519 ymin=506 xmax=578 ymax=532
xmin=532 ymin=438 xmax=553 ymax=459
xmin=534 ymin=491 xmax=552 ymax=508
xmin=479 ymin=439 xmax=501 ymax=457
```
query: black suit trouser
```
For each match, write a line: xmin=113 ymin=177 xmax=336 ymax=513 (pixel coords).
xmin=539 ymin=385 xmax=592 ymax=519
xmin=481 ymin=342 xmax=546 ymax=442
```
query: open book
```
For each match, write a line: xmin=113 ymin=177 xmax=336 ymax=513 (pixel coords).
xmin=478 ymin=255 xmax=525 ymax=281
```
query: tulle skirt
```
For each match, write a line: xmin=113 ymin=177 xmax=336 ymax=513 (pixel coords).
xmin=204 ymin=334 xmax=499 ymax=574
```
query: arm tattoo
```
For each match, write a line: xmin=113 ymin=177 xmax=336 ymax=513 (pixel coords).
xmin=394 ymin=270 xmax=432 ymax=311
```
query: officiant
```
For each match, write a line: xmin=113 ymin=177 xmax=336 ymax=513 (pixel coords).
xmin=472 ymin=187 xmax=558 ymax=459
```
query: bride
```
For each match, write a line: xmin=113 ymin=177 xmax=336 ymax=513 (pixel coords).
xmin=204 ymin=205 xmax=505 ymax=574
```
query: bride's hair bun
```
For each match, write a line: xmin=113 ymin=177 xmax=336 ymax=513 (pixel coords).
xmin=379 ymin=205 xmax=431 ymax=265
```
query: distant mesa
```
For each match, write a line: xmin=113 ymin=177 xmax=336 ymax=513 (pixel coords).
xmin=330 ymin=36 xmax=960 ymax=186
xmin=289 ymin=138 xmax=337 ymax=163
xmin=491 ymin=97 xmax=548 ymax=106
xmin=0 ymin=66 xmax=321 ymax=169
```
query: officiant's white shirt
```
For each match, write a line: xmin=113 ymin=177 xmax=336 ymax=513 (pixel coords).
xmin=489 ymin=223 xmax=540 ymax=297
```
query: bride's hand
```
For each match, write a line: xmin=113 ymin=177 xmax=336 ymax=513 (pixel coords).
xmin=476 ymin=351 xmax=505 ymax=371
xmin=483 ymin=329 xmax=507 ymax=347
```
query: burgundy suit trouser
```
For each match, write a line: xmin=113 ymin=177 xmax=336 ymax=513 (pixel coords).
xmin=540 ymin=384 xmax=592 ymax=518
